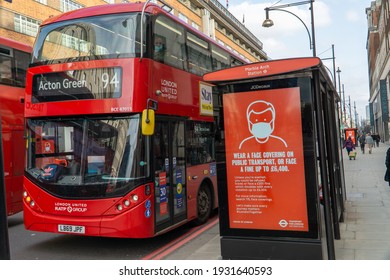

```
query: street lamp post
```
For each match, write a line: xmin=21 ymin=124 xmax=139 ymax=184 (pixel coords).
xmin=336 ymin=67 xmax=343 ymax=127
xmin=349 ymin=95 xmax=353 ymax=128
xmin=331 ymin=44 xmax=336 ymax=88
xmin=354 ymin=101 xmax=358 ymax=129
xmin=342 ymin=84 xmax=346 ymax=125
xmin=262 ymin=0 xmax=316 ymax=57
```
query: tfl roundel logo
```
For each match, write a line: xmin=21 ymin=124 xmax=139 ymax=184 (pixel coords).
xmin=279 ymin=219 xmax=288 ymax=228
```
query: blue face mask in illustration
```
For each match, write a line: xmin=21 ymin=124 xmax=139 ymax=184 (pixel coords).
xmin=250 ymin=122 xmax=273 ymax=139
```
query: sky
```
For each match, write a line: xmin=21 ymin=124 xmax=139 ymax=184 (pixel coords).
xmin=224 ymin=0 xmax=371 ymax=121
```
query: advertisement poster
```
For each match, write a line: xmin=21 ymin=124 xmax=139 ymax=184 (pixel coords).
xmin=176 ymin=169 xmax=183 ymax=209
xmin=223 ymin=88 xmax=308 ymax=231
xmin=39 ymin=140 xmax=55 ymax=154
xmin=199 ymin=82 xmax=213 ymax=116
xmin=159 ymin=172 xmax=168 ymax=215
xmin=344 ymin=128 xmax=357 ymax=145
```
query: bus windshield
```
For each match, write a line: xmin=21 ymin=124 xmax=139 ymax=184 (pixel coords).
xmin=25 ymin=116 xmax=150 ymax=199
xmin=32 ymin=13 xmax=143 ymax=65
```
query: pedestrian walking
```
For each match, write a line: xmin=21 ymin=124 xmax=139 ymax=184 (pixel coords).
xmin=366 ymin=133 xmax=374 ymax=154
xmin=385 ymin=146 xmax=390 ymax=186
xmin=359 ymin=133 xmax=366 ymax=154
xmin=371 ymin=134 xmax=377 ymax=148
xmin=376 ymin=134 xmax=381 ymax=147
xmin=343 ymin=136 xmax=355 ymax=158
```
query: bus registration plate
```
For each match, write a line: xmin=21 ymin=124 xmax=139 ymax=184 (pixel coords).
xmin=58 ymin=224 xmax=85 ymax=234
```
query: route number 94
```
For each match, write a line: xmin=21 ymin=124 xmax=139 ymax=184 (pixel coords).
xmin=102 ymin=72 xmax=119 ymax=89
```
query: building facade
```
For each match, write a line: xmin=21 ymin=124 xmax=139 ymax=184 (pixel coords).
xmin=366 ymin=0 xmax=390 ymax=141
xmin=0 ymin=0 xmax=267 ymax=62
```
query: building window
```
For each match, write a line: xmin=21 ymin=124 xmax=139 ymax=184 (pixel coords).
xmin=14 ymin=14 xmax=40 ymax=37
xmin=104 ymin=0 xmax=114 ymax=3
xmin=178 ymin=13 xmax=188 ymax=24
xmin=60 ymin=0 xmax=83 ymax=12
xmin=191 ymin=22 xmax=199 ymax=30
xmin=35 ymin=0 xmax=47 ymax=4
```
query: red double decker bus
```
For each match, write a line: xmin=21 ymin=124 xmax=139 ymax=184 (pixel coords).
xmin=0 ymin=37 xmax=32 ymax=216
xmin=23 ymin=2 xmax=247 ymax=237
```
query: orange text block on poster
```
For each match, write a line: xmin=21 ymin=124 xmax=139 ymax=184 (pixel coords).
xmin=223 ymin=88 xmax=309 ymax=232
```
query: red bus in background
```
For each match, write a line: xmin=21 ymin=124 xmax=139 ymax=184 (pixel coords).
xmin=0 ymin=37 xmax=32 ymax=216
xmin=23 ymin=2 xmax=247 ymax=238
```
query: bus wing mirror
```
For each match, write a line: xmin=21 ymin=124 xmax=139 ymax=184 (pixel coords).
xmin=142 ymin=109 xmax=155 ymax=135
xmin=142 ymin=99 xmax=158 ymax=135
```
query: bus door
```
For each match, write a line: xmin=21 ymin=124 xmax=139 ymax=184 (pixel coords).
xmin=153 ymin=118 xmax=187 ymax=233
xmin=10 ymin=130 xmax=24 ymax=210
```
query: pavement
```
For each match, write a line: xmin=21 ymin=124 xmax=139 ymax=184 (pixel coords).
xmin=164 ymin=142 xmax=390 ymax=260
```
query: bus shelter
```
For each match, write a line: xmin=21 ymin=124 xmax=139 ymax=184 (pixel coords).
xmin=204 ymin=57 xmax=345 ymax=260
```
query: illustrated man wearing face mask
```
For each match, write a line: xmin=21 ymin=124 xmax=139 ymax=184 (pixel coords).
xmin=239 ymin=100 xmax=287 ymax=149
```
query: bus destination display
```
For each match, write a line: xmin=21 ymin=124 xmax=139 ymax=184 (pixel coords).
xmin=32 ymin=67 xmax=122 ymax=102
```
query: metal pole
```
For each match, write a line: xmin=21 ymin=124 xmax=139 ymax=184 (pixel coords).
xmin=349 ymin=96 xmax=352 ymax=128
xmin=310 ymin=0 xmax=316 ymax=57
xmin=263 ymin=0 xmax=316 ymax=57
xmin=332 ymin=45 xmax=336 ymax=89
xmin=342 ymin=84 xmax=346 ymax=125
xmin=354 ymin=102 xmax=358 ymax=129
xmin=264 ymin=0 xmax=314 ymax=10
xmin=140 ymin=0 xmax=153 ymax=61
xmin=336 ymin=67 xmax=342 ymax=126
xmin=265 ymin=8 xmax=312 ymax=52
xmin=0 ymin=116 xmax=10 ymax=260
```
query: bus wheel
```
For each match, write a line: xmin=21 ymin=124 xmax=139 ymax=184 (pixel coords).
xmin=194 ymin=183 xmax=212 ymax=225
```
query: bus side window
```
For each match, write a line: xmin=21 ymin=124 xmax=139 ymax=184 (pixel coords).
xmin=187 ymin=33 xmax=211 ymax=76
xmin=154 ymin=16 xmax=186 ymax=70
xmin=211 ymin=45 xmax=229 ymax=71
xmin=13 ymin=50 xmax=31 ymax=87
xmin=186 ymin=121 xmax=215 ymax=166
xmin=231 ymin=57 xmax=244 ymax=67
xmin=0 ymin=56 xmax=13 ymax=85
xmin=166 ymin=37 xmax=186 ymax=70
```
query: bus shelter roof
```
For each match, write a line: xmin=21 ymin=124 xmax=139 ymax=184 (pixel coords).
xmin=203 ymin=57 xmax=322 ymax=84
